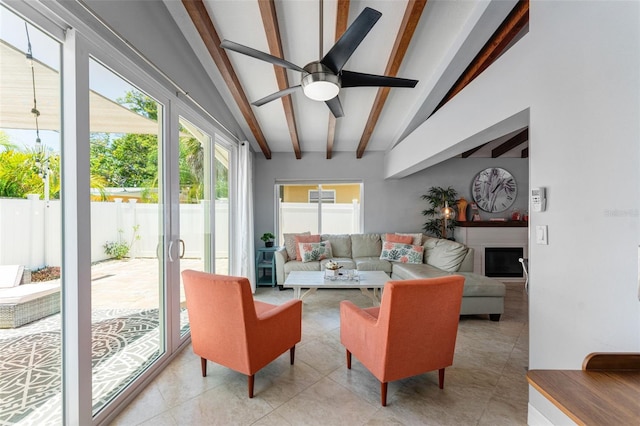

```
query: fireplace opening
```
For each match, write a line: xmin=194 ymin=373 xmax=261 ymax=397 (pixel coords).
xmin=485 ymin=247 xmax=524 ymax=278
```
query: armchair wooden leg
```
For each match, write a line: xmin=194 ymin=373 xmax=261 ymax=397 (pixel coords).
xmin=380 ymin=382 xmax=388 ymax=406
xmin=290 ymin=345 xmax=296 ymax=365
xmin=201 ymin=357 xmax=207 ymax=377
xmin=439 ymin=368 xmax=445 ymax=389
xmin=346 ymin=350 xmax=352 ymax=369
xmin=248 ymin=374 xmax=255 ymax=398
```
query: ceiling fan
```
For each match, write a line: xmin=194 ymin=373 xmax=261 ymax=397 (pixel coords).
xmin=220 ymin=6 xmax=418 ymax=118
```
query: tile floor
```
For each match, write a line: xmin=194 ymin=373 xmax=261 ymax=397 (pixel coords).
xmin=111 ymin=282 xmax=529 ymax=426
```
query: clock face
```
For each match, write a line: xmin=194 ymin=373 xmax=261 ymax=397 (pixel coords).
xmin=471 ymin=168 xmax=517 ymax=213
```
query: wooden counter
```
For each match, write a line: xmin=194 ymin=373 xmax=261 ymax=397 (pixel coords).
xmin=527 ymin=353 xmax=640 ymax=425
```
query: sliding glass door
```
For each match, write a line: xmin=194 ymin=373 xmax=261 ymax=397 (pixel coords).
xmin=89 ymin=59 xmax=165 ymax=414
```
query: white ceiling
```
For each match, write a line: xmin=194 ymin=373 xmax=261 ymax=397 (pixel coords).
xmin=165 ymin=0 xmax=525 ymax=158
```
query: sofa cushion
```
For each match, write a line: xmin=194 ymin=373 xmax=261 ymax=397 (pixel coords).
xmin=299 ymin=241 xmax=332 ymax=262
xmin=284 ymin=260 xmax=321 ymax=275
xmin=295 ymin=234 xmax=321 ymax=260
xmin=422 ymin=236 xmax=439 ymax=259
xmin=284 ymin=231 xmax=310 ymax=260
xmin=391 ymin=263 xmax=449 ymax=280
xmin=354 ymin=257 xmax=392 ymax=273
xmin=380 ymin=242 xmax=424 ymax=264
xmin=321 ymin=234 xmax=352 ymax=258
xmin=351 ymin=234 xmax=382 ymax=258
xmin=427 ymin=240 xmax=469 ymax=272
xmin=383 ymin=233 xmax=414 ymax=244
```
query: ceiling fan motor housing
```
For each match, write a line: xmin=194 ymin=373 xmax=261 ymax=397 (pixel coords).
xmin=301 ymin=62 xmax=341 ymax=101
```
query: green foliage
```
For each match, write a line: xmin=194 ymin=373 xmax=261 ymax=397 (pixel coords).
xmin=0 ymin=145 xmax=60 ymax=199
xmin=103 ymin=225 xmax=140 ymax=260
xmin=117 ymin=90 xmax=158 ymax=121
xmin=421 ymin=186 xmax=459 ymax=239
xmin=260 ymin=232 xmax=275 ymax=242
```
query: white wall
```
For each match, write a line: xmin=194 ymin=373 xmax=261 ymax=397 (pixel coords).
xmin=385 ymin=1 xmax=640 ymax=423
xmin=253 ymin=151 xmax=528 ymax=246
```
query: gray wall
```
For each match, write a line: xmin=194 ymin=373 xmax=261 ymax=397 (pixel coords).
xmin=253 ymin=151 xmax=528 ymax=244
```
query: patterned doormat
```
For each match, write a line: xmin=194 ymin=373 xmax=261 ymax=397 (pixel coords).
xmin=0 ymin=309 xmax=161 ymax=424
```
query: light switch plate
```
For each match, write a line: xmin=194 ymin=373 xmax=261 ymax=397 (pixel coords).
xmin=536 ymin=225 xmax=548 ymax=245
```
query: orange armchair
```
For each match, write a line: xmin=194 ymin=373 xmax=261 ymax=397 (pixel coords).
xmin=340 ymin=276 xmax=465 ymax=406
xmin=182 ymin=270 xmax=302 ymax=398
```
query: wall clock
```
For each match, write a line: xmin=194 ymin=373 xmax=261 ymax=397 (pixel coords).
xmin=471 ymin=168 xmax=517 ymax=213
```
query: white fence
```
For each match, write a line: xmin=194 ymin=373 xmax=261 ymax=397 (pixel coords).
xmin=0 ymin=198 xmax=229 ymax=270
xmin=278 ymin=201 xmax=361 ymax=243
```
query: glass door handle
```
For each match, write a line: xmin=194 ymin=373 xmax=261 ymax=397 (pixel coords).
xmin=168 ymin=240 xmax=175 ymax=262
xmin=179 ymin=239 xmax=185 ymax=259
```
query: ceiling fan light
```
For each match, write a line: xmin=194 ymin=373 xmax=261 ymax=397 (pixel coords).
xmin=303 ymin=81 xmax=340 ymax=101
xmin=301 ymin=62 xmax=341 ymax=101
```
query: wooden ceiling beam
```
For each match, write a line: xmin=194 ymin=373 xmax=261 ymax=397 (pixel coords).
xmin=435 ymin=0 xmax=529 ymax=113
xmin=326 ymin=0 xmax=350 ymax=159
xmin=258 ymin=0 xmax=301 ymax=159
xmin=356 ymin=0 xmax=427 ymax=158
xmin=461 ymin=143 xmax=487 ymax=158
xmin=492 ymin=128 xmax=528 ymax=157
xmin=182 ymin=0 xmax=272 ymax=158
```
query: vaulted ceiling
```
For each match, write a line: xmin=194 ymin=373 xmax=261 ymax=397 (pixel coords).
xmin=168 ymin=0 xmax=529 ymax=160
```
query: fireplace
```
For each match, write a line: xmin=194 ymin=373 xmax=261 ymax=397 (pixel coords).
xmin=485 ymin=247 xmax=524 ymax=278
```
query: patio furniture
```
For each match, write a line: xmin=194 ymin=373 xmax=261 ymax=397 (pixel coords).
xmin=182 ymin=270 xmax=302 ymax=398
xmin=0 ymin=281 xmax=61 ymax=328
xmin=340 ymin=276 xmax=465 ymax=406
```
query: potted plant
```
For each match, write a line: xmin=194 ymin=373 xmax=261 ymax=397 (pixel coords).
xmin=421 ymin=186 xmax=459 ymax=239
xmin=260 ymin=232 xmax=275 ymax=247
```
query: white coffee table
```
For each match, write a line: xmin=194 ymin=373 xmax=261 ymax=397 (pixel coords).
xmin=283 ymin=270 xmax=390 ymax=306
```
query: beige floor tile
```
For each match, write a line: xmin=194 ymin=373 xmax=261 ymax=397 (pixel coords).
xmin=108 ymin=277 xmax=529 ymax=425
xmin=273 ymin=377 xmax=378 ymax=425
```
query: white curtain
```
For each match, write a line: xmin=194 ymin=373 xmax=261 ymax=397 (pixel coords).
xmin=234 ymin=142 xmax=256 ymax=291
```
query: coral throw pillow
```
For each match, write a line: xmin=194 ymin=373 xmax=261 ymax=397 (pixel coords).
xmin=379 ymin=242 xmax=424 ymax=264
xmin=384 ymin=233 xmax=414 ymax=244
xmin=299 ymin=241 xmax=333 ymax=262
xmin=295 ymin=234 xmax=321 ymax=260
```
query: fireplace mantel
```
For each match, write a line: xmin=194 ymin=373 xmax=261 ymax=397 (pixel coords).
xmin=454 ymin=225 xmax=529 ymax=281
xmin=457 ymin=221 xmax=528 ymax=228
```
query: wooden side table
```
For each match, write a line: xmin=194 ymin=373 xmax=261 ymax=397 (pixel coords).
xmin=255 ymin=246 xmax=279 ymax=287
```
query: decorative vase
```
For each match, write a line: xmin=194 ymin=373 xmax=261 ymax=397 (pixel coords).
xmin=457 ymin=198 xmax=468 ymax=222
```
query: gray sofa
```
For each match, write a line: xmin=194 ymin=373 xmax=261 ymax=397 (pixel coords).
xmin=275 ymin=233 xmax=506 ymax=321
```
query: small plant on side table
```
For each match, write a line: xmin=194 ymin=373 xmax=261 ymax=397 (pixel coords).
xmin=261 ymin=232 xmax=275 ymax=247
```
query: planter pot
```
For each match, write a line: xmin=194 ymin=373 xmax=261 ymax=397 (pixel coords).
xmin=265 ymin=241 xmax=274 ymax=247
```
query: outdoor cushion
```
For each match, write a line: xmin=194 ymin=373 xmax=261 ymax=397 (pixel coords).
xmin=383 ymin=233 xmax=414 ymax=244
xmin=0 ymin=265 xmax=24 ymax=289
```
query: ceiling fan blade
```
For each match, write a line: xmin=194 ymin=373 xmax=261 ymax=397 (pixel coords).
xmin=321 ymin=7 xmax=382 ymax=74
xmin=325 ymin=96 xmax=344 ymax=118
xmin=252 ymin=85 xmax=301 ymax=107
xmin=341 ymin=70 xmax=418 ymax=88
xmin=220 ymin=40 xmax=305 ymax=73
